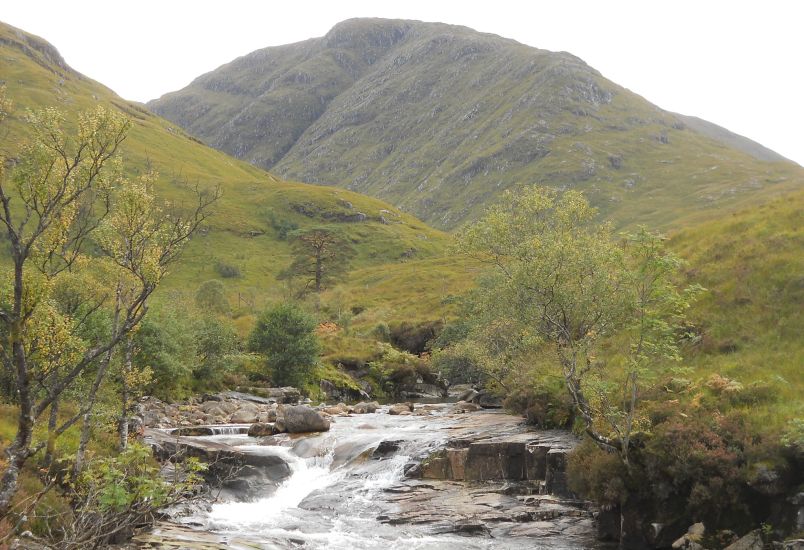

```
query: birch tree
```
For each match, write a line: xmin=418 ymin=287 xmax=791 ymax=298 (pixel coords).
xmin=457 ymin=186 xmax=701 ymax=464
xmin=0 ymin=91 xmax=217 ymax=515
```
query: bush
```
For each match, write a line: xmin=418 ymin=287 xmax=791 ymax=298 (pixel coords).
xmin=215 ymin=261 xmax=242 ymax=278
xmin=134 ymin=308 xmax=197 ymax=400
xmin=389 ymin=320 xmax=443 ymax=354
xmin=568 ymin=439 xmax=629 ymax=506
xmin=248 ymin=303 xmax=320 ymax=387
xmin=371 ymin=322 xmax=390 ymax=342
xmin=430 ymin=347 xmax=485 ymax=386
xmin=195 ymin=279 xmax=231 ymax=315
xmin=503 ymin=382 xmax=575 ymax=428
xmin=191 ymin=316 xmax=239 ymax=390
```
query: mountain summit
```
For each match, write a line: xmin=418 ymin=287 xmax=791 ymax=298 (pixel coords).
xmin=149 ymin=18 xmax=802 ymax=229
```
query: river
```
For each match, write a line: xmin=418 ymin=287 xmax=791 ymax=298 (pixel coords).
xmin=146 ymin=405 xmax=602 ymax=549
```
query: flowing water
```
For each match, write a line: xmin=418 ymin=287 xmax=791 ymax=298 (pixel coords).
xmin=170 ymin=407 xmax=599 ymax=549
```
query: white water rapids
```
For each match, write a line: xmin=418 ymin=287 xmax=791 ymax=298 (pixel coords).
xmin=173 ymin=407 xmax=598 ymax=549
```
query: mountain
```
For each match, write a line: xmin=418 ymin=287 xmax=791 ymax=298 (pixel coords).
xmin=0 ymin=21 xmax=449 ymax=318
xmin=149 ymin=18 xmax=803 ymax=230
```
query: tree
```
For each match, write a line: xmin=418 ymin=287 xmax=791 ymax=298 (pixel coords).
xmin=247 ymin=303 xmax=320 ymax=387
xmin=457 ymin=186 xmax=701 ymax=465
xmin=280 ymin=227 xmax=354 ymax=295
xmin=0 ymin=93 xmax=216 ymax=515
xmin=194 ymin=279 xmax=230 ymax=315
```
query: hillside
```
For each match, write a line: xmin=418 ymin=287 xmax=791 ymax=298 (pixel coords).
xmin=149 ymin=18 xmax=803 ymax=230
xmin=0 ymin=21 xmax=449 ymax=316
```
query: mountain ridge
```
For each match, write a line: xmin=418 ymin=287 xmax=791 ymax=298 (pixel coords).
xmin=0 ymin=20 xmax=449 ymax=323
xmin=149 ymin=18 xmax=803 ymax=230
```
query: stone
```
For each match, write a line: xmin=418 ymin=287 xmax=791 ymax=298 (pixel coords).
xmin=247 ymin=422 xmax=278 ymax=437
xmin=545 ymin=448 xmax=571 ymax=498
xmin=200 ymin=400 xmax=224 ymax=413
xmin=472 ymin=390 xmax=503 ymax=408
xmin=321 ymin=403 xmax=349 ymax=416
xmin=230 ymin=404 xmax=259 ymax=424
xmin=219 ymin=401 xmax=239 ymax=414
xmin=420 ymin=452 xmax=451 ymax=479
xmin=373 ymin=440 xmax=402 ymax=458
xmin=352 ymin=401 xmax=380 ymax=414
xmin=451 ymin=400 xmax=482 ymax=413
xmin=281 ymin=405 xmax=331 ymax=433
xmin=202 ymin=405 xmax=227 ymax=418
xmin=258 ymin=409 xmax=278 ymax=423
xmin=447 ymin=448 xmax=468 ymax=480
xmin=688 ymin=523 xmax=706 ymax=537
xmin=388 ymin=403 xmax=414 ymax=415
xmin=457 ymin=388 xmax=480 ymax=402
xmin=724 ymin=530 xmax=764 ymax=550
xmin=142 ymin=411 xmax=164 ymax=428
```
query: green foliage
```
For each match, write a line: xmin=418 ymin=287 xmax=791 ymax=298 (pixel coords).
xmin=133 ymin=308 xmax=197 ymax=400
xmin=195 ymin=280 xmax=231 ymax=315
xmin=457 ymin=186 xmax=701 ymax=461
xmin=215 ymin=261 xmax=242 ymax=279
xmin=388 ymin=320 xmax=443 ymax=355
xmin=266 ymin=211 xmax=299 ymax=240
xmin=248 ymin=303 xmax=320 ymax=387
xmin=74 ymin=443 xmax=203 ymax=512
xmin=367 ymin=343 xmax=434 ymax=397
xmin=192 ymin=315 xmax=239 ymax=390
xmin=280 ymin=227 xmax=355 ymax=295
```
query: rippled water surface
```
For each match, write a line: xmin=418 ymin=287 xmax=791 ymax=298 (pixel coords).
xmin=174 ymin=408 xmax=598 ymax=549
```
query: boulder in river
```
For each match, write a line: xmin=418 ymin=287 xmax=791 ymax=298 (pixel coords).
xmin=388 ymin=403 xmax=414 ymax=415
xmin=352 ymin=401 xmax=380 ymax=414
xmin=281 ymin=405 xmax=331 ymax=433
xmin=471 ymin=390 xmax=503 ymax=408
xmin=230 ymin=403 xmax=260 ymax=423
xmin=247 ymin=422 xmax=279 ymax=437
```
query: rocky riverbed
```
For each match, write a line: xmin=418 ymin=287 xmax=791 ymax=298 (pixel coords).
xmin=134 ymin=392 xmax=605 ymax=549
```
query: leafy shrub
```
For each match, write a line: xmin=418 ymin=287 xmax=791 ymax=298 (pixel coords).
xmin=215 ymin=261 xmax=242 ymax=278
xmin=367 ymin=343 xmax=435 ymax=396
xmin=371 ymin=322 xmax=390 ymax=342
xmin=191 ymin=316 xmax=239 ymax=390
xmin=389 ymin=320 xmax=443 ymax=354
xmin=568 ymin=439 xmax=629 ymax=506
xmin=23 ymin=444 xmax=205 ymax=547
xmin=503 ymin=382 xmax=575 ymax=428
xmin=248 ymin=303 xmax=320 ymax=387
xmin=431 ymin=346 xmax=485 ymax=385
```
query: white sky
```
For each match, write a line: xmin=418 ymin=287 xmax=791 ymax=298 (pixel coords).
xmin=2 ymin=0 xmax=802 ymax=164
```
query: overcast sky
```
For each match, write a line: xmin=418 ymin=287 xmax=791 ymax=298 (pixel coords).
xmin=2 ymin=0 xmax=802 ymax=164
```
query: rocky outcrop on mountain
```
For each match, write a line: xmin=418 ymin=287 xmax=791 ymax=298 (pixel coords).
xmin=149 ymin=18 xmax=803 ymax=231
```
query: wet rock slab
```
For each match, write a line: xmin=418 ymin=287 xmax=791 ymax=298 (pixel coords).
xmin=133 ymin=522 xmax=274 ymax=549
xmin=378 ymin=479 xmax=598 ymax=547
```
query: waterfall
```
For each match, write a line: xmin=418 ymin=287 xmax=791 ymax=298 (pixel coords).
xmin=208 ymin=425 xmax=250 ymax=436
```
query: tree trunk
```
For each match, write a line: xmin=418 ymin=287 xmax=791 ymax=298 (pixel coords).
xmin=43 ymin=398 xmax=59 ymax=469
xmin=0 ymin=411 xmax=34 ymax=517
xmin=118 ymin=339 xmax=133 ymax=451
xmin=75 ymin=287 xmax=121 ymax=474
xmin=315 ymin=256 xmax=323 ymax=293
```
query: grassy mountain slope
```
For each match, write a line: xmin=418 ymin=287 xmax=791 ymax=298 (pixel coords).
xmin=0 ymin=21 xmax=449 ymax=316
xmin=669 ymin=189 xmax=803 ymax=427
xmin=325 ymin=188 xmax=803 ymax=432
xmin=149 ymin=18 xmax=804 ymax=230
